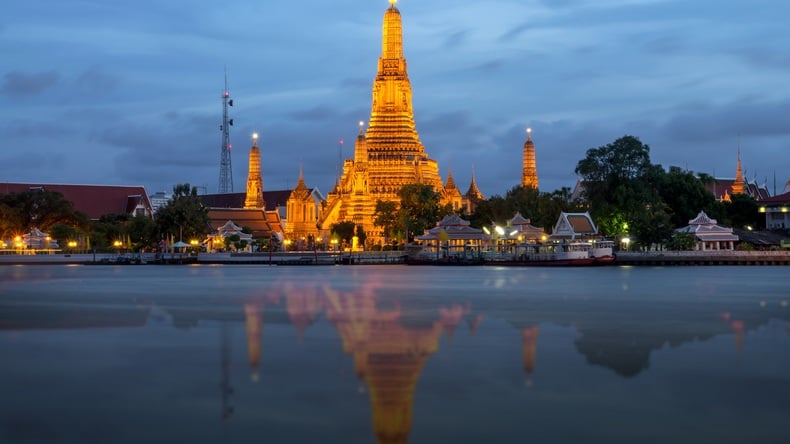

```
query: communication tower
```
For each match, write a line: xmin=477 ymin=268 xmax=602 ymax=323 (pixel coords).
xmin=218 ymin=71 xmax=234 ymax=193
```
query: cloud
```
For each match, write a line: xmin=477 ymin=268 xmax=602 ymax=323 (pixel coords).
xmin=442 ymin=30 xmax=469 ymax=50
xmin=1 ymin=71 xmax=60 ymax=96
xmin=75 ymin=67 xmax=120 ymax=95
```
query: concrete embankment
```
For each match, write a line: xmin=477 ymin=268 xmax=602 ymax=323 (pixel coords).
xmin=615 ymin=251 xmax=790 ymax=265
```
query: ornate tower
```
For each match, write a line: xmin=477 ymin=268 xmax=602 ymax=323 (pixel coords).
xmin=732 ymin=145 xmax=745 ymax=195
xmin=317 ymin=0 xmax=444 ymax=244
xmin=442 ymin=169 xmax=463 ymax=212
xmin=285 ymin=166 xmax=320 ymax=245
xmin=244 ymin=133 xmax=265 ymax=209
xmin=521 ymin=128 xmax=539 ymax=189
xmin=463 ymin=167 xmax=485 ymax=215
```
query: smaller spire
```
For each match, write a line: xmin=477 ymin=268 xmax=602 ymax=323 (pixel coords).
xmin=252 ymin=132 xmax=259 ymax=147
xmin=389 ymin=0 xmax=397 ymax=8
xmin=358 ymin=120 xmax=365 ymax=136
xmin=526 ymin=127 xmax=532 ymax=142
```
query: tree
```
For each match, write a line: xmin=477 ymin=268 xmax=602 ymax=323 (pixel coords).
xmin=355 ymin=224 xmax=367 ymax=247
xmin=575 ymin=135 xmax=661 ymax=237
xmin=0 ymin=189 xmax=87 ymax=236
xmin=373 ymin=200 xmax=399 ymax=244
xmin=725 ymin=194 xmax=761 ymax=229
xmin=331 ymin=221 xmax=356 ymax=245
xmin=398 ymin=184 xmax=451 ymax=241
xmin=657 ymin=166 xmax=720 ymax=228
xmin=155 ymin=183 xmax=209 ymax=243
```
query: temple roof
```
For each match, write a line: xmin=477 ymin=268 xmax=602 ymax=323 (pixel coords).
xmin=0 ymin=182 xmax=152 ymax=220
xmin=551 ymin=212 xmax=598 ymax=239
xmin=465 ymin=174 xmax=485 ymax=201
xmin=676 ymin=211 xmax=738 ymax=242
xmin=508 ymin=212 xmax=531 ymax=226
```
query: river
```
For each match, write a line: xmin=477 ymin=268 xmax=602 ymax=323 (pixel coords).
xmin=1 ymin=264 xmax=788 ymax=443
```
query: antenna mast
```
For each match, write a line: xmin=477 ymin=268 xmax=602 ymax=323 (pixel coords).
xmin=219 ymin=69 xmax=234 ymax=193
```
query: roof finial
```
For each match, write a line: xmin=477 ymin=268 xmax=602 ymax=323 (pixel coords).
xmin=358 ymin=120 xmax=365 ymax=136
xmin=252 ymin=132 xmax=259 ymax=147
xmin=526 ymin=127 xmax=532 ymax=142
xmin=389 ymin=0 xmax=397 ymax=7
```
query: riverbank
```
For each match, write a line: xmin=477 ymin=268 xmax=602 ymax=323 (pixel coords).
xmin=614 ymin=250 xmax=790 ymax=265
xmin=1 ymin=250 xmax=789 ymax=265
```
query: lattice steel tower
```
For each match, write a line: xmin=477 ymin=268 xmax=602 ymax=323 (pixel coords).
xmin=218 ymin=72 xmax=234 ymax=193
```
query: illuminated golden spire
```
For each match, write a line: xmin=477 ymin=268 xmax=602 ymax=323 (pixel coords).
xmin=366 ymin=0 xmax=426 ymax=160
xmin=732 ymin=143 xmax=745 ymax=195
xmin=522 ymin=127 xmax=539 ymax=189
xmin=244 ymin=132 xmax=265 ymax=208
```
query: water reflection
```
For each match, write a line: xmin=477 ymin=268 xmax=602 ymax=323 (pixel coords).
xmin=1 ymin=266 xmax=789 ymax=444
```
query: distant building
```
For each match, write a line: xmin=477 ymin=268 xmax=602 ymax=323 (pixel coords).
xmin=675 ymin=211 xmax=739 ymax=250
xmin=550 ymin=212 xmax=599 ymax=240
xmin=148 ymin=191 xmax=172 ymax=214
xmin=0 ymin=182 xmax=153 ymax=219
xmin=758 ymin=190 xmax=790 ymax=230
xmin=285 ymin=167 xmax=324 ymax=247
xmin=705 ymin=147 xmax=770 ymax=202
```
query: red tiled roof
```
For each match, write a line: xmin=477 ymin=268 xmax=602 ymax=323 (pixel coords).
xmin=705 ymin=179 xmax=770 ymax=201
xmin=0 ymin=182 xmax=152 ymax=219
xmin=759 ymin=190 xmax=790 ymax=204
xmin=201 ymin=189 xmax=293 ymax=209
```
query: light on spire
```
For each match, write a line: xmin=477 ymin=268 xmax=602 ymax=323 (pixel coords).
xmin=252 ymin=132 xmax=259 ymax=140
xmin=389 ymin=0 xmax=397 ymax=6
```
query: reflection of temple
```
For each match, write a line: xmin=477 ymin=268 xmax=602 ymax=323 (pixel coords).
xmin=325 ymin=288 xmax=444 ymax=444
xmin=521 ymin=326 xmax=539 ymax=386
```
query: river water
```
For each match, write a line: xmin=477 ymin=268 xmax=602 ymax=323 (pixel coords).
xmin=1 ymin=264 xmax=788 ymax=444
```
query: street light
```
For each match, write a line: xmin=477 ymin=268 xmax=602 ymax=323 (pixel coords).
xmin=622 ymin=237 xmax=631 ymax=251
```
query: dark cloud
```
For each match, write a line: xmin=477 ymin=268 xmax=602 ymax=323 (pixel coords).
xmin=498 ymin=22 xmax=531 ymax=43
xmin=2 ymin=71 xmax=60 ymax=96
xmin=442 ymin=30 xmax=469 ymax=50
xmin=664 ymin=98 xmax=790 ymax=142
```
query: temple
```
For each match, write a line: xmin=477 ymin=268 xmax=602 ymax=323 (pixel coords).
xmin=521 ymin=128 xmax=539 ymax=189
xmin=318 ymin=1 xmax=446 ymax=243
xmin=244 ymin=133 xmax=264 ymax=209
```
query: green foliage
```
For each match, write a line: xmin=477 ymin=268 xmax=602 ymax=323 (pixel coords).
xmin=575 ymin=136 xmax=661 ymax=239
xmin=154 ymin=183 xmax=209 ymax=243
xmin=0 ymin=190 xmax=88 ymax=236
xmin=331 ymin=221 xmax=356 ymax=243
xmin=373 ymin=200 xmax=399 ymax=242
xmin=667 ymin=231 xmax=695 ymax=251
xmin=398 ymin=184 xmax=451 ymax=241
xmin=355 ymin=224 xmax=367 ymax=246
xmin=724 ymin=194 xmax=761 ymax=229
xmin=657 ymin=166 xmax=720 ymax=228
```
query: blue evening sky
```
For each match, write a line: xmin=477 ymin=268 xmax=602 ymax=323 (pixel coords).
xmin=2 ymin=0 xmax=789 ymax=198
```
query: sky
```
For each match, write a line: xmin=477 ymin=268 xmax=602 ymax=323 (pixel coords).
xmin=2 ymin=0 xmax=790 ymax=199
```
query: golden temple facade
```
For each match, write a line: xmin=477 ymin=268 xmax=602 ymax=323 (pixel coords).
xmin=318 ymin=1 xmax=445 ymax=243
